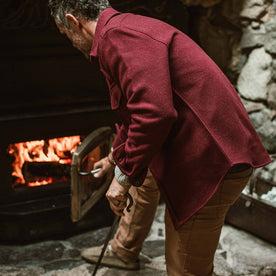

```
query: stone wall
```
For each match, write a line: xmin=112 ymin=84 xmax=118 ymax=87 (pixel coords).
xmin=237 ymin=0 xmax=276 ymax=181
xmin=185 ymin=0 xmax=276 ymax=182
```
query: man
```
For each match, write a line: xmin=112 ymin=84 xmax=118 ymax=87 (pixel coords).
xmin=48 ymin=1 xmax=271 ymax=275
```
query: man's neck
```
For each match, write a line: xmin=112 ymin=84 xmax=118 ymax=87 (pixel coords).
xmin=80 ymin=20 xmax=98 ymax=40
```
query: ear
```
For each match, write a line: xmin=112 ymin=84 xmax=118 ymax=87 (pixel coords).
xmin=65 ymin=14 xmax=80 ymax=30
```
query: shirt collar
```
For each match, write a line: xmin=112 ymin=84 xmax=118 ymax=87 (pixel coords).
xmin=90 ymin=8 xmax=121 ymax=63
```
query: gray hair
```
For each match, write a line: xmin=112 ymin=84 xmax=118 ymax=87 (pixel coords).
xmin=48 ymin=0 xmax=110 ymax=28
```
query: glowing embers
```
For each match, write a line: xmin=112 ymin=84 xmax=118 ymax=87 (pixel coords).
xmin=8 ymin=136 xmax=81 ymax=187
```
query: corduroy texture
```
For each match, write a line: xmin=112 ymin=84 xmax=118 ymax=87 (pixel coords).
xmin=165 ymin=168 xmax=253 ymax=276
xmin=111 ymin=170 xmax=160 ymax=262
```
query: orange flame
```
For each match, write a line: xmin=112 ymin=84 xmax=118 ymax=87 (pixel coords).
xmin=28 ymin=178 xmax=53 ymax=187
xmin=8 ymin=136 xmax=81 ymax=187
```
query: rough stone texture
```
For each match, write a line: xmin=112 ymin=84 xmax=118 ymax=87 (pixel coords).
xmin=142 ymin=240 xmax=165 ymax=258
xmin=273 ymin=59 xmax=276 ymax=81
xmin=262 ymin=158 xmax=276 ymax=182
xmin=0 ymin=241 xmax=65 ymax=265
xmin=213 ymin=252 xmax=234 ymax=276
xmin=42 ymin=263 xmax=93 ymax=276
xmin=240 ymin=24 xmax=266 ymax=49
xmin=0 ymin=266 xmax=45 ymax=276
xmin=145 ymin=203 xmax=165 ymax=241
xmin=218 ymin=225 xmax=276 ymax=275
xmin=145 ymin=256 xmax=166 ymax=272
xmin=261 ymin=2 xmax=276 ymax=23
xmin=0 ymin=204 xmax=275 ymax=276
xmin=249 ymin=108 xmax=271 ymax=128
xmin=265 ymin=16 xmax=276 ymax=33
xmin=67 ymin=226 xmax=111 ymax=249
xmin=237 ymin=47 xmax=273 ymax=101
xmin=231 ymin=0 xmax=276 ymax=181
xmin=241 ymin=98 xmax=266 ymax=113
xmin=265 ymin=19 xmax=276 ymax=56
xmin=256 ymin=120 xmax=276 ymax=153
xmin=259 ymin=267 xmax=276 ymax=276
xmin=268 ymin=83 xmax=276 ymax=110
xmin=240 ymin=3 xmax=266 ymax=20
xmin=265 ymin=31 xmax=276 ymax=54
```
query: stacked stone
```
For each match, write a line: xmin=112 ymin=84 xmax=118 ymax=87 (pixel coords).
xmin=181 ymin=0 xmax=276 ymax=182
xmin=236 ymin=0 xmax=276 ymax=182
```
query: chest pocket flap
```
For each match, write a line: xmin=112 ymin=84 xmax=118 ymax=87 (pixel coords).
xmin=100 ymin=68 xmax=122 ymax=110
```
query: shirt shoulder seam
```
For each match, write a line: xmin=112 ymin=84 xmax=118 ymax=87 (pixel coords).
xmin=100 ymin=24 xmax=169 ymax=48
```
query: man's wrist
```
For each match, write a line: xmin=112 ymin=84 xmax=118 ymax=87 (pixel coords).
xmin=108 ymin=152 xmax=116 ymax=166
xmin=114 ymin=165 xmax=131 ymax=187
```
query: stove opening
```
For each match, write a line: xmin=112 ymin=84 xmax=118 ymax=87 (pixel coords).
xmin=8 ymin=135 xmax=82 ymax=188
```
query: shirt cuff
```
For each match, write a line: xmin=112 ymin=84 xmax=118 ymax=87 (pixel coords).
xmin=114 ymin=165 xmax=131 ymax=187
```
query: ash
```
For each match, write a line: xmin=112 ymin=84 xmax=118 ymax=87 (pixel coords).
xmin=260 ymin=187 xmax=276 ymax=207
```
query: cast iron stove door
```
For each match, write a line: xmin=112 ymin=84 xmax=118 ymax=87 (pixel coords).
xmin=71 ymin=127 xmax=114 ymax=222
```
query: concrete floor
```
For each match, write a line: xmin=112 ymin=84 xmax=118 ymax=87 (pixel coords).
xmin=0 ymin=203 xmax=276 ymax=276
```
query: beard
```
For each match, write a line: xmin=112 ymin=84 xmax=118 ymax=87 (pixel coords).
xmin=72 ymin=34 xmax=92 ymax=60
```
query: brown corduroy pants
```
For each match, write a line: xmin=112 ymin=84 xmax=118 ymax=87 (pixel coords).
xmin=111 ymin=168 xmax=253 ymax=276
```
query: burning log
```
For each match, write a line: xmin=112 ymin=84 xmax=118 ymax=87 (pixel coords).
xmin=8 ymin=135 xmax=81 ymax=186
xmin=22 ymin=161 xmax=71 ymax=182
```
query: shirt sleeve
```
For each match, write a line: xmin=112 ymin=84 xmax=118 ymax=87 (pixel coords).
xmin=99 ymin=27 xmax=178 ymax=186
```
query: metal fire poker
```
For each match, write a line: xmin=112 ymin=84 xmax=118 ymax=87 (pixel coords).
xmin=92 ymin=192 xmax=133 ymax=276
xmin=79 ymin=168 xmax=102 ymax=176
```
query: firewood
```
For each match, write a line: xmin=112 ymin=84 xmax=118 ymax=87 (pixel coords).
xmin=22 ymin=161 xmax=71 ymax=182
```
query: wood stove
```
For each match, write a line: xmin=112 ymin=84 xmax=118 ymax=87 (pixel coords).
xmin=0 ymin=0 xmax=119 ymax=243
xmin=0 ymin=113 xmax=117 ymax=243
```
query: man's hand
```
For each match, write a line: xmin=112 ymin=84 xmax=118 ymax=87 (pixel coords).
xmin=93 ymin=157 xmax=113 ymax=178
xmin=106 ymin=177 xmax=131 ymax=216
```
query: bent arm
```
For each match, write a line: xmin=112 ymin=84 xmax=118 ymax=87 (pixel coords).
xmin=99 ymin=28 xmax=177 ymax=185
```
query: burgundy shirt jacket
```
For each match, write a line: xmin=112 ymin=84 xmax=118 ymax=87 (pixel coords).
xmin=90 ymin=8 xmax=271 ymax=229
